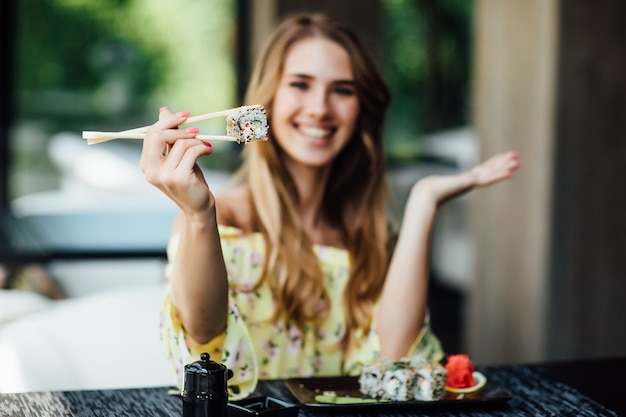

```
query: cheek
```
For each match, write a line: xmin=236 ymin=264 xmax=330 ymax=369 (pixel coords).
xmin=273 ymin=88 xmax=299 ymax=118
xmin=339 ymin=100 xmax=360 ymax=129
xmin=270 ymin=91 xmax=295 ymax=144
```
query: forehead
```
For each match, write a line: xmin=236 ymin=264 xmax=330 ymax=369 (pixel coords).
xmin=282 ymin=37 xmax=354 ymax=80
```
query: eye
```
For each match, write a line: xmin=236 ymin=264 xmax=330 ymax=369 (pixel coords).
xmin=333 ymin=86 xmax=355 ymax=96
xmin=332 ymin=82 xmax=356 ymax=96
xmin=289 ymin=81 xmax=309 ymax=90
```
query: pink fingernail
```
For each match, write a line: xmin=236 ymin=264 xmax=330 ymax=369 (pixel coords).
xmin=177 ymin=111 xmax=191 ymax=118
xmin=203 ymin=141 xmax=212 ymax=148
xmin=186 ymin=127 xmax=200 ymax=134
xmin=159 ymin=106 xmax=168 ymax=113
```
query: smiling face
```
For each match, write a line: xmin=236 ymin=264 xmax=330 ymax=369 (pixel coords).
xmin=270 ymin=37 xmax=360 ymax=171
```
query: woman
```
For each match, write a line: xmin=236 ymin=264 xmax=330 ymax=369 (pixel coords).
xmin=139 ymin=13 xmax=520 ymax=398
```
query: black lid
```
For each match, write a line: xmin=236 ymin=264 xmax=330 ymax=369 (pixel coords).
xmin=190 ymin=353 xmax=227 ymax=372
xmin=182 ymin=353 xmax=232 ymax=397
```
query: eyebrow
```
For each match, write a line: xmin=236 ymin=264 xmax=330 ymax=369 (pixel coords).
xmin=287 ymin=73 xmax=356 ymax=85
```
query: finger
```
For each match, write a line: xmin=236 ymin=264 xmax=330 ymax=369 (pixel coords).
xmin=157 ymin=107 xmax=174 ymax=155
xmin=164 ymin=127 xmax=202 ymax=157
xmin=154 ymin=108 xmax=191 ymax=130
xmin=505 ymin=152 xmax=522 ymax=171
xmin=179 ymin=141 xmax=213 ymax=171
xmin=146 ymin=109 xmax=193 ymax=154
xmin=142 ymin=128 xmax=200 ymax=167
xmin=140 ymin=132 xmax=200 ymax=184
xmin=162 ymin=136 xmax=213 ymax=172
xmin=141 ymin=108 xmax=187 ymax=159
xmin=158 ymin=141 xmax=213 ymax=209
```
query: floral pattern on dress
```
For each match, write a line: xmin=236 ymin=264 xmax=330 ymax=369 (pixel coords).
xmin=160 ymin=225 xmax=443 ymax=400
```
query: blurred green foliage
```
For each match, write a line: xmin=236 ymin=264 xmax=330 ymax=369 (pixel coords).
xmin=15 ymin=0 xmax=236 ymax=131
xmin=12 ymin=0 xmax=238 ymax=198
xmin=381 ymin=0 xmax=472 ymax=163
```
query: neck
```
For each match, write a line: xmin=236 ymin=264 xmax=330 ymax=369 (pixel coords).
xmin=280 ymin=160 xmax=345 ymax=248
xmin=285 ymin=161 xmax=331 ymax=231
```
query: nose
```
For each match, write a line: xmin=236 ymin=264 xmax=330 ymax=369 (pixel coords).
xmin=305 ymin=86 xmax=331 ymax=119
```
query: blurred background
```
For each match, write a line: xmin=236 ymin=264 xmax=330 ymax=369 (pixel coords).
xmin=0 ymin=0 xmax=624 ymax=392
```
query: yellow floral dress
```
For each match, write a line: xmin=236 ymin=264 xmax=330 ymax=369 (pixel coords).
xmin=160 ymin=225 xmax=443 ymax=399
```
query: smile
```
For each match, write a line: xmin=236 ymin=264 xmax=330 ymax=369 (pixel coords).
xmin=299 ymin=126 xmax=333 ymax=139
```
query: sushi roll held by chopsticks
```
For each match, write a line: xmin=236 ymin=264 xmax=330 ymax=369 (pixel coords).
xmin=81 ymin=105 xmax=269 ymax=145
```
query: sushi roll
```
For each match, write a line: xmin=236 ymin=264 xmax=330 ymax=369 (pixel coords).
xmin=358 ymin=356 xmax=387 ymax=398
xmin=358 ymin=355 xmax=447 ymax=402
xmin=381 ymin=361 xmax=415 ymax=401
xmin=226 ymin=105 xmax=269 ymax=144
xmin=412 ymin=362 xmax=447 ymax=401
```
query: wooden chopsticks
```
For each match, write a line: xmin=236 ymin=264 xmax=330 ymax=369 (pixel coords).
xmin=82 ymin=105 xmax=265 ymax=145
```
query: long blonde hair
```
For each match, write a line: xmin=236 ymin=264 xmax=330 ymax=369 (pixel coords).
xmin=235 ymin=13 xmax=392 ymax=352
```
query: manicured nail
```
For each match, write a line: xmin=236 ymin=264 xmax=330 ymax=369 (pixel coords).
xmin=203 ymin=141 xmax=212 ymax=148
xmin=177 ymin=111 xmax=191 ymax=118
xmin=186 ymin=127 xmax=200 ymax=134
xmin=159 ymin=106 xmax=168 ymax=113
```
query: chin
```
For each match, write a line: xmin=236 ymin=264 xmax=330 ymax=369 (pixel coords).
xmin=292 ymin=154 xmax=335 ymax=169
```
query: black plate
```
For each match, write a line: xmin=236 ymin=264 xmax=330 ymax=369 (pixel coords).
xmin=285 ymin=375 xmax=511 ymax=410
xmin=229 ymin=396 xmax=299 ymax=417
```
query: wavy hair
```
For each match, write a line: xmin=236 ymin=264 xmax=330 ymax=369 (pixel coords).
xmin=233 ymin=13 xmax=392 ymax=352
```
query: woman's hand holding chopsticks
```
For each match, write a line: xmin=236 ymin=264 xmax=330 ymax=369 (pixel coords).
xmin=139 ymin=107 xmax=216 ymax=216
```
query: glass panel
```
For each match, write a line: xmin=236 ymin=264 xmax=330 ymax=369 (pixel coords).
xmin=380 ymin=0 xmax=473 ymax=164
xmin=11 ymin=0 xmax=237 ymax=203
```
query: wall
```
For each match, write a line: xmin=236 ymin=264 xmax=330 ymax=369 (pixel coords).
xmin=467 ymin=0 xmax=558 ymax=364
xmin=469 ymin=0 xmax=626 ymax=364
xmin=547 ymin=0 xmax=626 ymax=360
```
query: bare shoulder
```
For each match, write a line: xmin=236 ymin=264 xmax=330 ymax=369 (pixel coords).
xmin=215 ymin=185 xmax=253 ymax=230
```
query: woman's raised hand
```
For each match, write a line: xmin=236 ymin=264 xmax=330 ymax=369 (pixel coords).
xmin=139 ymin=107 xmax=215 ymax=215
xmin=469 ymin=151 xmax=521 ymax=188
xmin=409 ymin=151 xmax=521 ymax=208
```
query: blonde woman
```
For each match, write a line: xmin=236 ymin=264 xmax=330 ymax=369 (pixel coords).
xmin=139 ymin=13 xmax=520 ymax=398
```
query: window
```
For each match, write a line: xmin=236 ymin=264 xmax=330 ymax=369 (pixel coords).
xmin=10 ymin=0 xmax=239 ymax=204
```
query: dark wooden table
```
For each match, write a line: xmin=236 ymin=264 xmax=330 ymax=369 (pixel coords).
xmin=539 ymin=356 xmax=624 ymax=415
xmin=0 ymin=357 xmax=623 ymax=416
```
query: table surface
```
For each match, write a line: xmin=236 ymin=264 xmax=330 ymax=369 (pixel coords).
xmin=0 ymin=357 xmax=623 ymax=417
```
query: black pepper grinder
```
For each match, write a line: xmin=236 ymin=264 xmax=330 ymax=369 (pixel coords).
xmin=182 ymin=352 xmax=234 ymax=417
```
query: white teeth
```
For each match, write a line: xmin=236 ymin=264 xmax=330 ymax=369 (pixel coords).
xmin=300 ymin=126 xmax=331 ymax=138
